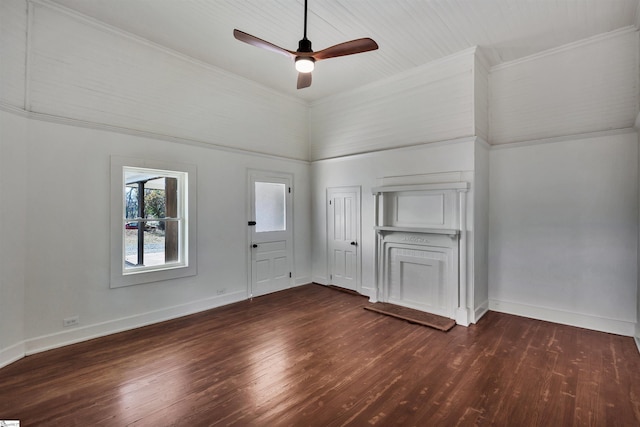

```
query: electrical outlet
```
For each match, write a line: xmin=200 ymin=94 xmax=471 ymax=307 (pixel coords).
xmin=63 ymin=315 xmax=79 ymax=327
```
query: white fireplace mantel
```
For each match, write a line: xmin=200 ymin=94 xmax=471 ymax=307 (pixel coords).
xmin=371 ymin=181 xmax=470 ymax=326
xmin=374 ymin=226 xmax=459 ymax=236
xmin=372 ymin=182 xmax=469 ymax=194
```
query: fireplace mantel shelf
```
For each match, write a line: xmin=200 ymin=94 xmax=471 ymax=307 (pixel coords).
xmin=372 ymin=182 xmax=469 ymax=194
xmin=374 ymin=226 xmax=459 ymax=236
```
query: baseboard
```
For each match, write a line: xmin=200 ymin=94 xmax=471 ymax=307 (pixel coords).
xmin=294 ymin=276 xmax=312 ymax=287
xmin=635 ymin=335 xmax=640 ymax=355
xmin=358 ymin=286 xmax=373 ymax=298
xmin=473 ymin=300 xmax=489 ymax=323
xmin=24 ymin=291 xmax=246 ymax=356
xmin=489 ymin=299 xmax=636 ymax=336
xmin=0 ymin=341 xmax=26 ymax=369
xmin=312 ymin=276 xmax=328 ymax=285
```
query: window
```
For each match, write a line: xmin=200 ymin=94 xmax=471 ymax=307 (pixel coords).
xmin=111 ymin=157 xmax=196 ymax=288
xmin=254 ymin=181 xmax=286 ymax=232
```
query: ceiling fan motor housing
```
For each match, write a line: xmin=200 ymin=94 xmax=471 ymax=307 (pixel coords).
xmin=298 ymin=38 xmax=313 ymax=53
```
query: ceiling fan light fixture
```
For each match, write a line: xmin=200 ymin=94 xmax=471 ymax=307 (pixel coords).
xmin=234 ymin=0 xmax=377 ymax=88
xmin=295 ymin=56 xmax=315 ymax=73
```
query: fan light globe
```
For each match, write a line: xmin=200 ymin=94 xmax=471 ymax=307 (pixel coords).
xmin=295 ymin=57 xmax=315 ymax=73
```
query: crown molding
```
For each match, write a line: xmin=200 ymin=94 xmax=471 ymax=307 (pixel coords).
xmin=491 ymin=26 xmax=637 ymax=72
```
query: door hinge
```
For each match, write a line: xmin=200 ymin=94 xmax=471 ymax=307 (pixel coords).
xmin=289 ymin=187 xmax=291 ymax=194
xmin=289 ymin=272 xmax=292 ymax=278
xmin=330 ymin=274 xmax=332 ymax=280
xmin=329 ymin=200 xmax=332 ymax=205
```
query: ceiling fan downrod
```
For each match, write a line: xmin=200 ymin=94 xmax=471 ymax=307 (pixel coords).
xmin=298 ymin=0 xmax=312 ymax=52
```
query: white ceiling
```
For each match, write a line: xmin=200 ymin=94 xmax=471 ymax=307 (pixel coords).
xmin=49 ymin=0 xmax=640 ymax=102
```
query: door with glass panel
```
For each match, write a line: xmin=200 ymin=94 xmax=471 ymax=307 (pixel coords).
xmin=248 ymin=171 xmax=293 ymax=297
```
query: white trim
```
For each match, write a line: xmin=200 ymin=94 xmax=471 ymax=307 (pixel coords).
xmin=489 ymin=299 xmax=636 ymax=336
xmin=110 ymin=157 xmax=197 ymax=288
xmin=0 ymin=341 xmax=26 ymax=369
xmin=247 ymin=170 xmax=295 ymax=298
xmin=456 ymin=189 xmax=469 ymax=326
xmin=474 ymin=300 xmax=489 ymax=323
xmin=358 ymin=286 xmax=373 ymax=298
xmin=25 ymin=291 xmax=245 ymax=356
xmin=312 ymin=276 xmax=328 ymax=285
xmin=491 ymin=26 xmax=637 ymax=72
xmin=489 ymin=128 xmax=637 ymax=151
xmin=372 ymin=182 xmax=469 ymax=194
xmin=326 ymin=186 xmax=362 ymax=294
xmin=312 ymin=136 xmax=478 ymax=163
xmin=475 ymin=136 xmax=491 ymax=150
xmin=635 ymin=336 xmax=640 ymax=355
xmin=294 ymin=277 xmax=312 ymax=287
xmin=310 ymin=46 xmax=477 ymax=108
xmin=0 ymin=102 xmax=310 ymax=164
xmin=474 ymin=46 xmax=493 ymax=73
xmin=24 ymin=0 xmax=34 ymax=111
xmin=374 ymin=226 xmax=459 ymax=236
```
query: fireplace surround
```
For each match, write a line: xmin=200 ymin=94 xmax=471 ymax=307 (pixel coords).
xmin=371 ymin=181 xmax=470 ymax=326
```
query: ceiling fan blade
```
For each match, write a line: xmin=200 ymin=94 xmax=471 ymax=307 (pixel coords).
xmin=312 ymin=38 xmax=378 ymax=61
xmin=297 ymin=72 xmax=312 ymax=89
xmin=233 ymin=29 xmax=295 ymax=59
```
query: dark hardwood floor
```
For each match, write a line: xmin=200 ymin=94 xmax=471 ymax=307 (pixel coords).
xmin=1 ymin=284 xmax=639 ymax=426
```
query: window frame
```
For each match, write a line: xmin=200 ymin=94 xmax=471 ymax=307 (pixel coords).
xmin=110 ymin=156 xmax=197 ymax=288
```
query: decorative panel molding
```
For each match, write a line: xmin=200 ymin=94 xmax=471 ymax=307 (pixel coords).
xmin=489 ymin=27 xmax=639 ymax=145
xmin=389 ymin=250 xmax=448 ymax=316
xmin=0 ymin=0 xmax=28 ymax=108
xmin=309 ymin=48 xmax=476 ymax=160
xmin=27 ymin=3 xmax=308 ymax=160
xmin=379 ymin=234 xmax=458 ymax=319
xmin=383 ymin=190 xmax=458 ymax=230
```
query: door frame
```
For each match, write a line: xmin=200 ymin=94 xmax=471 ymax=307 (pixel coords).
xmin=247 ymin=169 xmax=294 ymax=298
xmin=326 ymin=186 xmax=362 ymax=293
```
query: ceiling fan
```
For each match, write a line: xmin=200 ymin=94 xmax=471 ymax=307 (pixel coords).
xmin=233 ymin=0 xmax=378 ymax=89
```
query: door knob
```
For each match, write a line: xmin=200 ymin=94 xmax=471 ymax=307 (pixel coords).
xmin=350 ymin=241 xmax=357 ymax=246
xmin=252 ymin=244 xmax=258 ymax=248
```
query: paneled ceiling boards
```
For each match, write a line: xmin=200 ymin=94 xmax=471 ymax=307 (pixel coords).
xmin=49 ymin=0 xmax=639 ymax=101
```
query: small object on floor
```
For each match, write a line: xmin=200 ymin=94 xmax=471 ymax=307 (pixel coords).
xmin=364 ymin=302 xmax=456 ymax=332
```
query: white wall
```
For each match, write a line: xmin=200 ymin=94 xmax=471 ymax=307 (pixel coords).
xmin=2 ymin=112 xmax=309 ymax=357
xmin=4 ymin=0 xmax=308 ymax=161
xmin=308 ymin=47 xmax=490 ymax=321
xmin=637 ymin=115 xmax=640 ymax=349
xmin=0 ymin=0 xmax=312 ymax=367
xmin=2 ymin=0 xmax=639 ymax=369
xmin=490 ymin=27 xmax=638 ymax=145
xmin=473 ymin=140 xmax=490 ymax=319
xmin=0 ymin=111 xmax=28 ymax=366
xmin=489 ymin=132 xmax=638 ymax=335
xmin=0 ymin=0 xmax=27 ymax=108
xmin=311 ymin=139 xmax=480 ymax=307
xmin=309 ymin=48 xmax=477 ymax=160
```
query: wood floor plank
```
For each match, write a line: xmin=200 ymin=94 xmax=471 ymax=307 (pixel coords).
xmin=1 ymin=284 xmax=639 ymax=426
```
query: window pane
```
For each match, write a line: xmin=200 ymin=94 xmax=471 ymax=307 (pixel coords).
xmin=124 ymin=222 xmax=180 ymax=269
xmin=123 ymin=168 xmax=182 ymax=272
xmin=255 ymin=182 xmax=286 ymax=232
xmin=124 ymin=222 xmax=140 ymax=266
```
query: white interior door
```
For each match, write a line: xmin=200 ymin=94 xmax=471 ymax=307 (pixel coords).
xmin=327 ymin=187 xmax=361 ymax=291
xmin=249 ymin=171 xmax=293 ymax=297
